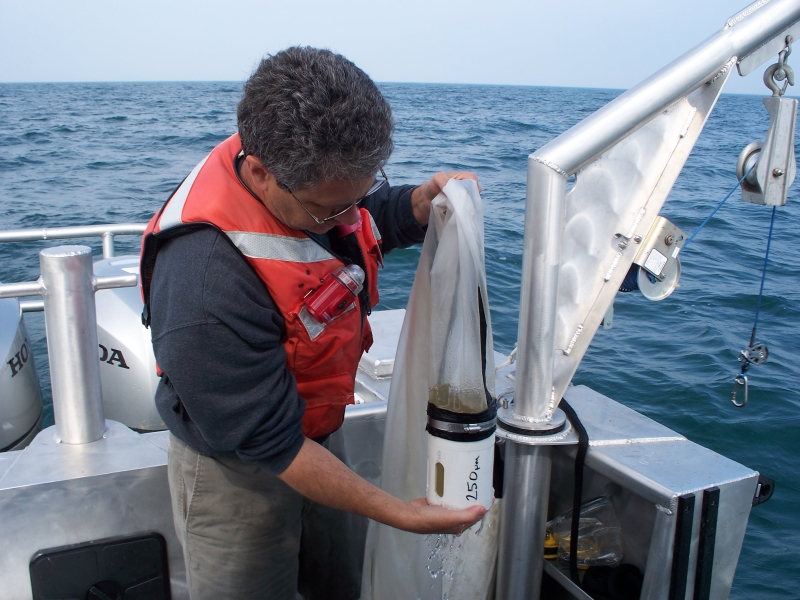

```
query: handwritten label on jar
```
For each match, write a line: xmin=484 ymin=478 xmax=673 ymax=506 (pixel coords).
xmin=466 ymin=456 xmax=480 ymax=501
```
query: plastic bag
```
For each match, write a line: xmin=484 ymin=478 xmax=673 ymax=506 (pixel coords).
xmin=547 ymin=496 xmax=624 ymax=570
xmin=360 ymin=179 xmax=498 ymax=600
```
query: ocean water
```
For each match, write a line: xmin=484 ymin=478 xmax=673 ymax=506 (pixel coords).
xmin=1 ymin=81 xmax=798 ymax=598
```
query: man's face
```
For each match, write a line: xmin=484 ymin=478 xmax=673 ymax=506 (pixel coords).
xmin=240 ymin=155 xmax=373 ymax=234
xmin=273 ymin=178 xmax=374 ymax=234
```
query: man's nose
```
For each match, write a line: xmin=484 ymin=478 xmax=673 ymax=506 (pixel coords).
xmin=334 ymin=204 xmax=360 ymax=226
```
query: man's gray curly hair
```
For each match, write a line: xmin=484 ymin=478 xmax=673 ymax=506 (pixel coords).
xmin=237 ymin=47 xmax=394 ymax=191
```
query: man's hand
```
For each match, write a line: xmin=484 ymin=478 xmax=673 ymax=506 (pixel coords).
xmin=411 ymin=172 xmax=482 ymax=226
xmin=278 ymin=437 xmax=487 ymax=535
xmin=400 ymin=498 xmax=487 ymax=535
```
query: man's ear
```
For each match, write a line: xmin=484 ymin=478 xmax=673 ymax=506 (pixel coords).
xmin=243 ymin=155 xmax=276 ymax=193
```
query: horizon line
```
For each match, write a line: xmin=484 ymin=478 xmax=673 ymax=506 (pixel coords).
xmin=0 ymin=79 xmax=778 ymax=97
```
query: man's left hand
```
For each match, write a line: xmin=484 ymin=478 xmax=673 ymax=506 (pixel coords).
xmin=411 ymin=172 xmax=481 ymax=226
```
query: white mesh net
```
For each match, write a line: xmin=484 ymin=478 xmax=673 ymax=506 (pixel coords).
xmin=361 ymin=179 xmax=499 ymax=600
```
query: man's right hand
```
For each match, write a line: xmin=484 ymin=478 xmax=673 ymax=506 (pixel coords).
xmin=400 ymin=497 xmax=487 ymax=535
xmin=278 ymin=437 xmax=489 ymax=535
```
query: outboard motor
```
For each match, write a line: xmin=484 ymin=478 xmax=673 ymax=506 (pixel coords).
xmin=93 ymin=256 xmax=163 ymax=431
xmin=0 ymin=297 xmax=43 ymax=451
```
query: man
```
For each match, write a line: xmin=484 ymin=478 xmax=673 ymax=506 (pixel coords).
xmin=140 ymin=47 xmax=485 ymax=600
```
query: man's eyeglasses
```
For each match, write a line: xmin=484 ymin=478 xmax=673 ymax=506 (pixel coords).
xmin=287 ymin=169 xmax=388 ymax=225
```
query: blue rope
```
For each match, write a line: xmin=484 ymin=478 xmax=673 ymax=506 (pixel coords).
xmin=676 ymin=163 xmax=777 ymax=389
xmin=749 ymin=205 xmax=777 ymax=347
xmin=737 ymin=203 xmax=777 ymax=385
xmin=681 ymin=164 xmax=756 ymax=252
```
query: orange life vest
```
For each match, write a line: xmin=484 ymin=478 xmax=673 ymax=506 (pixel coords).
xmin=140 ymin=133 xmax=382 ymax=438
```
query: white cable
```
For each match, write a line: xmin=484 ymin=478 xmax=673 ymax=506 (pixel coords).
xmin=495 ymin=344 xmax=518 ymax=371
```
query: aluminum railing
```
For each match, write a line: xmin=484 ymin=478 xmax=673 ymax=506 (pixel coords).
xmin=0 ymin=223 xmax=147 ymax=259
xmin=0 ymin=223 xmax=146 ymax=312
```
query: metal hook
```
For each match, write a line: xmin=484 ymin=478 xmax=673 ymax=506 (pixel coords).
xmin=764 ymin=36 xmax=795 ymax=96
xmin=730 ymin=373 xmax=748 ymax=407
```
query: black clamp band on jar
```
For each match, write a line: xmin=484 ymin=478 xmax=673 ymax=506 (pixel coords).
xmin=426 ymin=402 xmax=497 ymax=442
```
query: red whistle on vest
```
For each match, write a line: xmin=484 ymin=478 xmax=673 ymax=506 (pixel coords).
xmin=305 ymin=264 xmax=365 ymax=324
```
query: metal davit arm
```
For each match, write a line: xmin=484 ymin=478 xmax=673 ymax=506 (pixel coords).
xmin=498 ymin=3 xmax=800 ymax=600
xmin=540 ymin=0 xmax=800 ymax=176
xmin=514 ymin=0 xmax=800 ymax=425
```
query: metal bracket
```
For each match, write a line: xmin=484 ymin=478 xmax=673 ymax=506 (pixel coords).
xmin=738 ymin=95 xmax=798 ymax=206
xmin=764 ymin=36 xmax=795 ymax=97
xmin=738 ymin=20 xmax=800 ymax=76
xmin=752 ymin=474 xmax=775 ymax=506
xmin=613 ymin=232 xmax=642 ymax=251
xmin=630 ymin=217 xmax=686 ymax=301
xmin=496 ymin=406 xmax=576 ymax=446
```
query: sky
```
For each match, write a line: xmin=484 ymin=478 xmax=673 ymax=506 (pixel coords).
xmin=0 ymin=0 xmax=792 ymax=95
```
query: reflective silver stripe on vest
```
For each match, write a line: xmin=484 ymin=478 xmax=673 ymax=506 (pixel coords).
xmin=367 ymin=212 xmax=382 ymax=243
xmin=158 ymin=153 xmax=211 ymax=230
xmin=298 ymin=302 xmax=356 ymax=340
xmin=225 ymin=231 xmax=336 ymax=263
xmin=299 ymin=306 xmax=325 ymax=340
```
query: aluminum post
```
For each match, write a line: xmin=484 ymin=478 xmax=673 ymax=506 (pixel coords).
xmin=496 ymin=443 xmax=553 ymax=599
xmin=40 ymin=245 xmax=106 ymax=444
xmin=102 ymin=232 xmax=115 ymax=258
xmin=495 ymin=159 xmax=566 ymax=600
xmin=511 ymin=159 xmax=567 ymax=425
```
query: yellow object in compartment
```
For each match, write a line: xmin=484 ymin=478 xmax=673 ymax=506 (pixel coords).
xmin=544 ymin=530 xmax=558 ymax=559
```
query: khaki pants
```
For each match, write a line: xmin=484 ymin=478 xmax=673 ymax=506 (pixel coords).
xmin=168 ymin=434 xmax=365 ymax=600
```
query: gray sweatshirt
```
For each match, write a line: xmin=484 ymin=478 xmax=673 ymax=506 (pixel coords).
xmin=149 ymin=184 xmax=424 ymax=474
